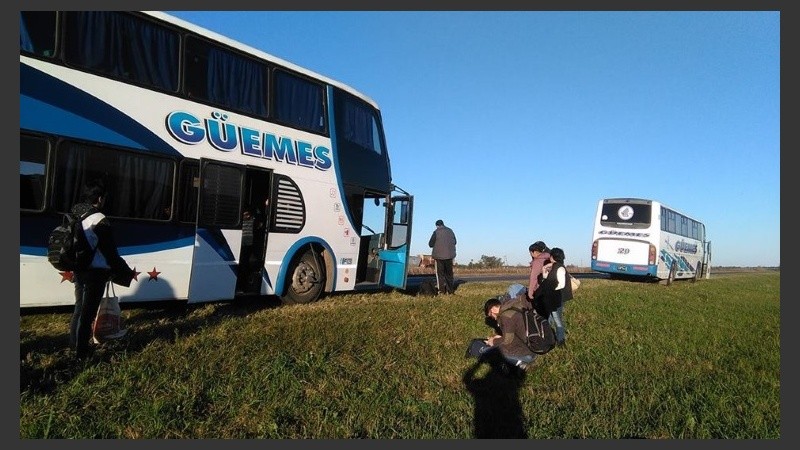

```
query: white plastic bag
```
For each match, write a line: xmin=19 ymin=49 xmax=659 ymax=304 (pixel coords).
xmin=92 ymin=281 xmax=127 ymax=343
xmin=570 ymin=275 xmax=581 ymax=291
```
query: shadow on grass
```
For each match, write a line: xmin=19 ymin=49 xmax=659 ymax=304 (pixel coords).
xmin=462 ymin=348 xmax=528 ymax=438
xmin=20 ymin=295 xmax=282 ymax=395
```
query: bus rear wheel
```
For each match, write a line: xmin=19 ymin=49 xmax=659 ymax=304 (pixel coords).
xmin=693 ymin=262 xmax=703 ymax=282
xmin=282 ymin=247 xmax=325 ymax=305
xmin=666 ymin=261 xmax=677 ymax=286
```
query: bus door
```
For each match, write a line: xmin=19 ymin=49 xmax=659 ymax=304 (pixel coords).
xmin=378 ymin=185 xmax=414 ymax=289
xmin=187 ymin=159 xmax=246 ymax=303
xmin=235 ymin=167 xmax=272 ymax=296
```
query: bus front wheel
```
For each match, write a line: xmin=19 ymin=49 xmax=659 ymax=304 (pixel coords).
xmin=282 ymin=247 xmax=326 ymax=305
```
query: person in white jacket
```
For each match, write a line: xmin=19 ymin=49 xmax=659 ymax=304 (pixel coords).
xmin=69 ymin=179 xmax=135 ymax=359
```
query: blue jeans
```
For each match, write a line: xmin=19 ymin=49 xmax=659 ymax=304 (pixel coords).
xmin=549 ymin=305 xmax=566 ymax=343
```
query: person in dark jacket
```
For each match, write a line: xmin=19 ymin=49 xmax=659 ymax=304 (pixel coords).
xmin=533 ymin=247 xmax=570 ymax=346
xmin=69 ymin=179 xmax=136 ymax=359
xmin=428 ymin=219 xmax=457 ymax=294
xmin=480 ymin=297 xmax=536 ymax=370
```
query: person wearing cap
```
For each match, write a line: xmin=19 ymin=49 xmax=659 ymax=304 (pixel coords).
xmin=428 ymin=219 xmax=457 ymax=294
xmin=527 ymin=241 xmax=551 ymax=301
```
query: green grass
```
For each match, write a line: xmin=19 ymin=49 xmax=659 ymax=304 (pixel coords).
xmin=19 ymin=272 xmax=780 ymax=438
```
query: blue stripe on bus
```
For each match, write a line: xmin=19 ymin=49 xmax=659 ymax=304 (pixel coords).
xmin=196 ymin=228 xmax=235 ymax=262
xmin=20 ymin=216 xmax=197 ymax=256
xmin=20 ymin=235 xmax=196 ymax=258
xmin=20 ymin=64 xmax=181 ymax=157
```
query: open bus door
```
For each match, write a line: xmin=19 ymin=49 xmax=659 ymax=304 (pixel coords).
xmin=378 ymin=185 xmax=413 ymax=290
xmin=187 ymin=159 xmax=244 ymax=303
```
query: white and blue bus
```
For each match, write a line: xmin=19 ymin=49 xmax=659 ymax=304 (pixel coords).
xmin=590 ymin=198 xmax=711 ymax=283
xmin=20 ymin=11 xmax=414 ymax=308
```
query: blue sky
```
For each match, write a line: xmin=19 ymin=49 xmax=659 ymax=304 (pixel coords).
xmin=169 ymin=11 xmax=780 ymax=268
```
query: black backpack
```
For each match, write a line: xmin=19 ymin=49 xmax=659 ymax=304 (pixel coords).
xmin=417 ymin=279 xmax=438 ymax=296
xmin=47 ymin=212 xmax=95 ymax=272
xmin=509 ymin=306 xmax=556 ymax=355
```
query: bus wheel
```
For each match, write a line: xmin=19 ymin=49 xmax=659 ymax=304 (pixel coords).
xmin=666 ymin=261 xmax=677 ymax=286
xmin=283 ymin=248 xmax=325 ymax=304
xmin=693 ymin=263 xmax=703 ymax=283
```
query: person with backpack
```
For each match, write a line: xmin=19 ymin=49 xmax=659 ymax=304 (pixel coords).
xmin=533 ymin=247 xmax=572 ymax=347
xmin=484 ymin=284 xmax=527 ymax=336
xmin=68 ymin=179 xmax=136 ymax=360
xmin=480 ymin=297 xmax=537 ymax=370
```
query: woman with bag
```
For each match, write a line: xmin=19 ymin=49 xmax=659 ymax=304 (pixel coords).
xmin=533 ymin=247 xmax=570 ymax=347
xmin=68 ymin=179 xmax=135 ymax=360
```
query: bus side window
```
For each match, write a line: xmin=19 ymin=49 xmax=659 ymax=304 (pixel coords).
xmin=20 ymin=134 xmax=48 ymax=212
xmin=274 ymin=69 xmax=325 ymax=134
xmin=184 ymin=36 xmax=268 ymax=117
xmin=20 ymin=12 xmax=56 ymax=57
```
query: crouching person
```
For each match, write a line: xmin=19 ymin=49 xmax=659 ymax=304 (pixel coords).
xmin=481 ymin=297 xmax=536 ymax=370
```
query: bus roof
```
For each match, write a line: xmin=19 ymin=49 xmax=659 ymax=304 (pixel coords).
xmin=143 ymin=11 xmax=380 ymax=111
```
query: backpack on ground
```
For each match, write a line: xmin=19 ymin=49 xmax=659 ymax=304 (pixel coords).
xmin=47 ymin=212 xmax=95 ymax=272
xmin=510 ymin=306 xmax=556 ymax=355
xmin=417 ymin=279 xmax=438 ymax=296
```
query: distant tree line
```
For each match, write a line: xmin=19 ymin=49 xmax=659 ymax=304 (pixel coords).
xmin=458 ymin=255 xmax=505 ymax=269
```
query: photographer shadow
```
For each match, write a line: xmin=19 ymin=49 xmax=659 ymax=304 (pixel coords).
xmin=462 ymin=347 xmax=528 ymax=438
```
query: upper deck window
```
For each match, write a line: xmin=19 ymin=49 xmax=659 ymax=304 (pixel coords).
xmin=185 ymin=36 xmax=268 ymax=117
xmin=63 ymin=11 xmax=179 ymax=92
xmin=274 ymin=69 xmax=326 ymax=135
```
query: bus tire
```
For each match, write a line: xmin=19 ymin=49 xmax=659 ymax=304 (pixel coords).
xmin=693 ymin=262 xmax=702 ymax=283
xmin=282 ymin=247 xmax=326 ymax=305
xmin=666 ymin=261 xmax=677 ymax=286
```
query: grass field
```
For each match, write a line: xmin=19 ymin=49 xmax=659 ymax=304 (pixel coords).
xmin=19 ymin=272 xmax=780 ymax=438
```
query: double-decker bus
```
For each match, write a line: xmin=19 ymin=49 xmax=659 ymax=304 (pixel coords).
xmin=590 ymin=198 xmax=711 ymax=283
xmin=20 ymin=11 xmax=413 ymax=308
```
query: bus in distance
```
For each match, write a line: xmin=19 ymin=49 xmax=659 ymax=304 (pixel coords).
xmin=20 ymin=11 xmax=414 ymax=308
xmin=590 ymin=198 xmax=711 ymax=283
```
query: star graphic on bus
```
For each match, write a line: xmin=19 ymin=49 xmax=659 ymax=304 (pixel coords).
xmin=132 ymin=267 xmax=141 ymax=281
xmin=147 ymin=267 xmax=161 ymax=281
xmin=59 ymin=271 xmax=74 ymax=283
